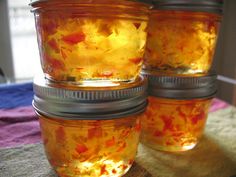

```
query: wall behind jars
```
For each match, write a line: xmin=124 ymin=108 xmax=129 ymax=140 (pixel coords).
xmin=213 ymin=0 xmax=236 ymax=106
xmin=0 ymin=0 xmax=14 ymax=82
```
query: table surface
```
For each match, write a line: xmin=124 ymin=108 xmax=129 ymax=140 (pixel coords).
xmin=0 ymin=82 xmax=236 ymax=177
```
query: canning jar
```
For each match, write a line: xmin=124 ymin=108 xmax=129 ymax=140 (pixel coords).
xmin=143 ymin=0 xmax=223 ymax=75
xmin=30 ymin=0 xmax=151 ymax=85
xmin=141 ymin=71 xmax=217 ymax=152
xmin=33 ymin=76 xmax=147 ymax=177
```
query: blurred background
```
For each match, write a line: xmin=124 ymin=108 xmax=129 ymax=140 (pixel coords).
xmin=0 ymin=0 xmax=236 ymax=105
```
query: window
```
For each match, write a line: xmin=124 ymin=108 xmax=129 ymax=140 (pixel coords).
xmin=8 ymin=0 xmax=41 ymax=81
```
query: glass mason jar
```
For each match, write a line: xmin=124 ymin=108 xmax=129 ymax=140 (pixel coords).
xmin=30 ymin=0 xmax=151 ymax=86
xmin=143 ymin=0 xmax=223 ymax=75
xmin=141 ymin=71 xmax=217 ymax=152
xmin=33 ymin=76 xmax=147 ymax=177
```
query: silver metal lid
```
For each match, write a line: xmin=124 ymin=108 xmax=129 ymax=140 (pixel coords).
xmin=152 ymin=0 xmax=224 ymax=14
xmin=142 ymin=70 xmax=217 ymax=99
xmin=33 ymin=76 xmax=148 ymax=120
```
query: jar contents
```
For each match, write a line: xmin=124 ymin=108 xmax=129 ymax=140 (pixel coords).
xmin=144 ymin=10 xmax=220 ymax=75
xmin=35 ymin=11 xmax=147 ymax=84
xmin=141 ymin=97 xmax=212 ymax=151
xmin=39 ymin=115 xmax=141 ymax=177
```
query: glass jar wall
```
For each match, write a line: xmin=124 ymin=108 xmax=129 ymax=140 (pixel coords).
xmin=38 ymin=113 xmax=142 ymax=177
xmin=144 ymin=10 xmax=221 ymax=75
xmin=31 ymin=0 xmax=150 ymax=85
xmin=141 ymin=97 xmax=212 ymax=152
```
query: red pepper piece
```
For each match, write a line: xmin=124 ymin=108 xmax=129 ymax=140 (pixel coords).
xmin=105 ymin=136 xmax=115 ymax=147
xmin=43 ymin=21 xmax=57 ymax=35
xmin=207 ymin=21 xmax=216 ymax=32
xmin=119 ymin=164 xmax=128 ymax=170
xmin=88 ymin=127 xmax=102 ymax=139
xmin=62 ymin=32 xmax=85 ymax=45
xmin=97 ymin=71 xmax=113 ymax=78
xmin=129 ymin=57 xmax=142 ymax=65
xmin=55 ymin=127 xmax=66 ymax=143
xmin=154 ymin=130 xmax=163 ymax=137
xmin=135 ymin=122 xmax=141 ymax=132
xmin=116 ymin=142 xmax=126 ymax=152
xmin=133 ymin=23 xmax=141 ymax=29
xmin=120 ymin=129 xmax=130 ymax=138
xmin=128 ymin=159 xmax=134 ymax=165
xmin=45 ymin=55 xmax=65 ymax=70
xmin=172 ymin=132 xmax=184 ymax=137
xmin=48 ymin=38 xmax=59 ymax=53
xmin=49 ymin=158 xmax=57 ymax=167
xmin=191 ymin=111 xmax=205 ymax=124
xmin=112 ymin=169 xmax=117 ymax=174
xmin=146 ymin=48 xmax=152 ymax=54
xmin=100 ymin=165 xmax=108 ymax=175
xmin=76 ymin=67 xmax=84 ymax=71
xmin=51 ymin=59 xmax=65 ymax=70
xmin=166 ymin=141 xmax=174 ymax=146
xmin=176 ymin=107 xmax=186 ymax=118
xmin=60 ymin=49 xmax=67 ymax=60
xmin=147 ymin=32 xmax=152 ymax=37
xmin=161 ymin=115 xmax=174 ymax=131
xmin=75 ymin=144 xmax=88 ymax=154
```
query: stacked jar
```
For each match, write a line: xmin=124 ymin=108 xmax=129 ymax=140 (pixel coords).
xmin=141 ymin=0 xmax=223 ymax=152
xmin=30 ymin=0 xmax=152 ymax=176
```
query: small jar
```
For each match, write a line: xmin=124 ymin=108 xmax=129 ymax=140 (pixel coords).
xmin=33 ymin=76 xmax=147 ymax=177
xmin=143 ymin=0 xmax=223 ymax=75
xmin=141 ymin=71 xmax=217 ymax=152
xmin=30 ymin=0 xmax=151 ymax=85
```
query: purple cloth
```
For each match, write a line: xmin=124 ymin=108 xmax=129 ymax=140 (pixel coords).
xmin=209 ymin=98 xmax=229 ymax=112
xmin=0 ymin=106 xmax=41 ymax=148
xmin=0 ymin=82 xmax=41 ymax=149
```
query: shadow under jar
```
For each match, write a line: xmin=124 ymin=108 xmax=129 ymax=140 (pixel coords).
xmin=141 ymin=71 xmax=217 ymax=152
xmin=30 ymin=0 xmax=151 ymax=86
xmin=33 ymin=76 xmax=147 ymax=177
xmin=143 ymin=0 xmax=223 ymax=75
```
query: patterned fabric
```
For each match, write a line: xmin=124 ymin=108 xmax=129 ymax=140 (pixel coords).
xmin=0 ymin=82 xmax=235 ymax=177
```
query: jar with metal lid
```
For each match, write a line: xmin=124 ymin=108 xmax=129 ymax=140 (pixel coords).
xmin=33 ymin=76 xmax=147 ymax=177
xmin=141 ymin=71 xmax=217 ymax=152
xmin=30 ymin=0 xmax=152 ymax=86
xmin=143 ymin=0 xmax=223 ymax=75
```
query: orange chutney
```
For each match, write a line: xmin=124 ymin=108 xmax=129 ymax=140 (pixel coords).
xmin=38 ymin=114 xmax=141 ymax=177
xmin=141 ymin=97 xmax=212 ymax=152
xmin=144 ymin=10 xmax=221 ymax=75
xmin=31 ymin=0 xmax=150 ymax=85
